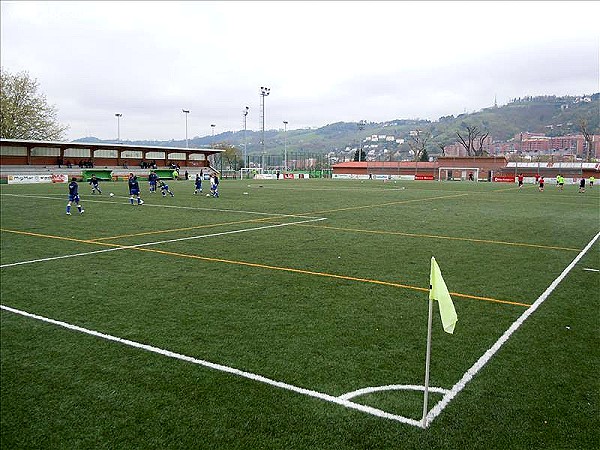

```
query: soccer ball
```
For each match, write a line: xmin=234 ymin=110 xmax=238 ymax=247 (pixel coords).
xmin=109 ymin=192 xmax=114 ymax=197
xmin=206 ymin=193 xmax=210 ymax=197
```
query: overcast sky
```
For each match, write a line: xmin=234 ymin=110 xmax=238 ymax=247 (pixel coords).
xmin=1 ymin=1 xmax=598 ymax=142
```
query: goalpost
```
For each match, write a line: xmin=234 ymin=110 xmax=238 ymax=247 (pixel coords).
xmin=437 ymin=167 xmax=480 ymax=182
xmin=240 ymin=167 xmax=263 ymax=180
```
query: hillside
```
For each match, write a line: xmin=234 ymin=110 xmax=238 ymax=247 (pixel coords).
xmin=75 ymin=94 xmax=599 ymax=160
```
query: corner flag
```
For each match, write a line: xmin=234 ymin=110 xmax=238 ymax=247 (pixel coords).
xmin=429 ymin=257 xmax=457 ymax=334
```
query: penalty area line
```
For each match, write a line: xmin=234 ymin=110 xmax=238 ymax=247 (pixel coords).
xmin=424 ymin=230 xmax=600 ymax=428
xmin=0 ymin=304 xmax=422 ymax=427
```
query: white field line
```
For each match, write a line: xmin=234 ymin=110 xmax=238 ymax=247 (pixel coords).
xmin=0 ymin=217 xmax=326 ymax=268
xmin=0 ymin=193 xmax=321 ymax=219
xmin=338 ymin=384 xmax=450 ymax=401
xmin=0 ymin=304 xmax=422 ymax=427
xmin=582 ymin=268 xmax=599 ymax=272
xmin=4 ymin=192 xmax=598 ymax=427
xmin=424 ymin=230 xmax=600 ymax=428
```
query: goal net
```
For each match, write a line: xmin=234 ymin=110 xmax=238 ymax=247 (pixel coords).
xmin=438 ymin=167 xmax=480 ymax=181
xmin=240 ymin=167 xmax=263 ymax=180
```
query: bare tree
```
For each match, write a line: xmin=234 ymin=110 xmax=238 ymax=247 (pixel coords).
xmin=580 ymin=120 xmax=594 ymax=162
xmin=456 ymin=124 xmax=490 ymax=156
xmin=438 ymin=143 xmax=446 ymax=157
xmin=476 ymin=131 xmax=490 ymax=156
xmin=456 ymin=124 xmax=480 ymax=156
xmin=408 ymin=128 xmax=431 ymax=161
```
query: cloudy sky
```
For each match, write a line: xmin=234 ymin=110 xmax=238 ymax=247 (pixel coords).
xmin=1 ymin=1 xmax=598 ymax=141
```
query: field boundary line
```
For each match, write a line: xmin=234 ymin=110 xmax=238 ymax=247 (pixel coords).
xmin=294 ymin=223 xmax=581 ymax=252
xmin=0 ymin=304 xmax=423 ymax=427
xmin=424 ymin=230 xmax=600 ymax=428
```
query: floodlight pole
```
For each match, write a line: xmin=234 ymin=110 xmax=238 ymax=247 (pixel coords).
xmin=182 ymin=109 xmax=190 ymax=148
xmin=211 ymin=124 xmax=216 ymax=170
xmin=357 ymin=120 xmax=366 ymax=162
xmin=260 ymin=86 xmax=270 ymax=171
xmin=243 ymin=106 xmax=249 ymax=169
xmin=115 ymin=113 xmax=122 ymax=142
xmin=283 ymin=120 xmax=288 ymax=172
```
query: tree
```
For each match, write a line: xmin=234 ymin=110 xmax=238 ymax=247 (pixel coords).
xmin=216 ymin=143 xmax=242 ymax=170
xmin=407 ymin=128 xmax=431 ymax=161
xmin=0 ymin=67 xmax=68 ymax=140
xmin=476 ymin=131 xmax=490 ymax=156
xmin=456 ymin=124 xmax=478 ymax=156
xmin=456 ymin=123 xmax=489 ymax=156
xmin=353 ymin=148 xmax=366 ymax=162
xmin=579 ymin=119 xmax=594 ymax=162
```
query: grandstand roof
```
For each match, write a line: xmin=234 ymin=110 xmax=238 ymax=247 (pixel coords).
xmin=0 ymin=138 xmax=224 ymax=155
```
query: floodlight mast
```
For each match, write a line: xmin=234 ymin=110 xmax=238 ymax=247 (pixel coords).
xmin=211 ymin=124 xmax=216 ymax=169
xmin=283 ymin=120 xmax=288 ymax=171
xmin=243 ymin=106 xmax=249 ymax=169
xmin=357 ymin=120 xmax=366 ymax=162
xmin=182 ymin=109 xmax=190 ymax=148
xmin=115 ymin=113 xmax=122 ymax=142
xmin=260 ymin=87 xmax=270 ymax=169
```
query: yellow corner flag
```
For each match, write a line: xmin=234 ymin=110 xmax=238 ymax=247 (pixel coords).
xmin=429 ymin=257 xmax=457 ymax=334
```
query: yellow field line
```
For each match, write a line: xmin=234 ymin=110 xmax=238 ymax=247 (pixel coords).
xmin=293 ymin=223 xmax=581 ymax=252
xmin=131 ymin=247 xmax=531 ymax=307
xmin=0 ymin=227 xmax=529 ymax=308
xmin=91 ymin=216 xmax=282 ymax=241
xmin=1 ymin=229 xmax=104 ymax=245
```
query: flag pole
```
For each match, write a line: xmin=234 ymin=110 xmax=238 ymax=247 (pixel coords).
xmin=422 ymin=293 xmax=434 ymax=428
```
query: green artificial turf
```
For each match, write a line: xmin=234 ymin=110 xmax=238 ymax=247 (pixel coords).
xmin=1 ymin=178 xmax=598 ymax=449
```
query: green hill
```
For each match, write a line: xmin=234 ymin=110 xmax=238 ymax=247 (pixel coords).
xmin=75 ymin=93 xmax=599 ymax=161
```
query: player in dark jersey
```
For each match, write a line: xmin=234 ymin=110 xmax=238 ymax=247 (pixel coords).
xmin=89 ymin=174 xmax=102 ymax=194
xmin=159 ymin=180 xmax=175 ymax=197
xmin=128 ymin=173 xmax=144 ymax=205
xmin=148 ymin=171 xmax=158 ymax=193
xmin=193 ymin=173 xmax=203 ymax=194
xmin=66 ymin=177 xmax=84 ymax=215
xmin=210 ymin=173 xmax=219 ymax=198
